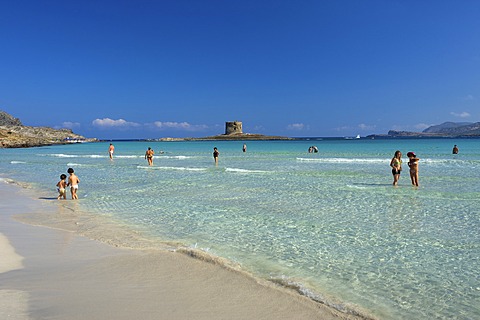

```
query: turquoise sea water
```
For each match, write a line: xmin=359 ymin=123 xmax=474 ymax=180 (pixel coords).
xmin=1 ymin=138 xmax=479 ymax=319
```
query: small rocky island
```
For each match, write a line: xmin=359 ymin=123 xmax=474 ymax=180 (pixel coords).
xmin=0 ymin=111 xmax=96 ymax=148
xmin=159 ymin=121 xmax=292 ymax=141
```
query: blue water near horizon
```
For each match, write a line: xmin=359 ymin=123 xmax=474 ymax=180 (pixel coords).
xmin=1 ymin=138 xmax=479 ymax=319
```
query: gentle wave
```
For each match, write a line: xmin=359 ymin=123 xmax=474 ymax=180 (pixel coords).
xmin=225 ymin=168 xmax=271 ymax=174
xmin=297 ymin=157 xmax=480 ymax=166
xmin=41 ymin=154 xmax=192 ymax=160
xmin=270 ymin=276 xmax=373 ymax=319
xmin=39 ymin=153 xmax=105 ymax=158
xmin=41 ymin=153 xmax=78 ymax=158
xmin=422 ymin=158 xmax=480 ymax=164
xmin=114 ymin=155 xmax=141 ymax=158
xmin=297 ymin=157 xmax=388 ymax=163
xmin=10 ymin=161 xmax=26 ymax=164
xmin=66 ymin=163 xmax=84 ymax=167
xmin=158 ymin=155 xmax=192 ymax=160
xmin=137 ymin=165 xmax=207 ymax=171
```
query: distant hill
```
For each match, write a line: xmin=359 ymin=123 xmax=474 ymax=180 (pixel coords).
xmin=422 ymin=122 xmax=480 ymax=136
xmin=422 ymin=122 xmax=473 ymax=133
xmin=368 ymin=121 xmax=480 ymax=138
xmin=0 ymin=110 xmax=96 ymax=148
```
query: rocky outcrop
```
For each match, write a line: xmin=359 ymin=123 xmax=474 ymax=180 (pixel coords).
xmin=422 ymin=122 xmax=473 ymax=134
xmin=0 ymin=110 xmax=96 ymax=148
xmin=159 ymin=121 xmax=291 ymax=141
xmin=368 ymin=122 xmax=480 ymax=138
xmin=423 ymin=122 xmax=480 ymax=135
xmin=158 ymin=133 xmax=292 ymax=141
xmin=0 ymin=111 xmax=22 ymax=126
xmin=386 ymin=130 xmax=441 ymax=137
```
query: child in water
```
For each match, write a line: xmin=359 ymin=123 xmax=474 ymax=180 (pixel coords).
xmin=56 ymin=174 xmax=67 ymax=200
xmin=67 ymin=168 xmax=80 ymax=200
xmin=407 ymin=152 xmax=420 ymax=187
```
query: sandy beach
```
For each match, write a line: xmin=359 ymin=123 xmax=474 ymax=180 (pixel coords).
xmin=0 ymin=181 xmax=360 ymax=320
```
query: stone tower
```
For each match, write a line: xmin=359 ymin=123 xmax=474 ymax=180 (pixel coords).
xmin=225 ymin=121 xmax=243 ymax=135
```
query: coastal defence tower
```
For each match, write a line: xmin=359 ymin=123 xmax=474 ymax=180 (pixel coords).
xmin=225 ymin=121 xmax=243 ymax=135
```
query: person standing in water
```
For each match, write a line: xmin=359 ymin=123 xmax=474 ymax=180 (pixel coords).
xmin=213 ymin=147 xmax=219 ymax=165
xmin=145 ymin=147 xmax=154 ymax=166
xmin=67 ymin=168 xmax=80 ymax=200
xmin=390 ymin=150 xmax=402 ymax=186
xmin=453 ymin=145 xmax=459 ymax=154
xmin=108 ymin=143 xmax=115 ymax=160
xmin=56 ymin=174 xmax=67 ymax=200
xmin=242 ymin=143 xmax=247 ymax=153
xmin=407 ymin=152 xmax=420 ymax=187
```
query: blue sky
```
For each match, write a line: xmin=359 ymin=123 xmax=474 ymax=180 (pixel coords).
xmin=1 ymin=0 xmax=479 ymax=139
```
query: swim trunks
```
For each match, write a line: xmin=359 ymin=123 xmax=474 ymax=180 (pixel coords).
xmin=392 ymin=169 xmax=401 ymax=175
xmin=57 ymin=187 xmax=66 ymax=195
xmin=71 ymin=185 xmax=79 ymax=190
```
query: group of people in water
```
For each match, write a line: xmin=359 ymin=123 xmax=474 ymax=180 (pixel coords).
xmin=390 ymin=150 xmax=420 ymax=187
xmin=308 ymin=146 xmax=319 ymax=153
xmin=141 ymin=145 xmax=238 ymax=167
xmin=56 ymin=167 xmax=80 ymax=200
xmin=389 ymin=144 xmax=459 ymax=187
xmin=110 ymin=145 xmax=227 ymax=166
xmin=57 ymin=143 xmax=461 ymax=199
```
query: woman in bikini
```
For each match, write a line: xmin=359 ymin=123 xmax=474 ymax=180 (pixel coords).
xmin=390 ymin=150 xmax=402 ymax=186
xmin=213 ymin=147 xmax=219 ymax=165
xmin=145 ymin=147 xmax=154 ymax=166
xmin=407 ymin=152 xmax=420 ymax=187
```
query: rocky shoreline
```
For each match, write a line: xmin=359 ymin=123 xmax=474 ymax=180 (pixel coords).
xmin=0 ymin=125 xmax=97 ymax=148
xmin=0 ymin=111 xmax=96 ymax=148
xmin=367 ymin=122 xmax=480 ymax=139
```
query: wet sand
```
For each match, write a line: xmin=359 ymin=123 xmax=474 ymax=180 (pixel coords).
xmin=0 ymin=181 xmax=361 ymax=320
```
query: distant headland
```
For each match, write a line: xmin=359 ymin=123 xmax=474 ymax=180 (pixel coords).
xmin=0 ymin=111 xmax=97 ymax=148
xmin=0 ymin=114 xmax=290 ymax=148
xmin=368 ymin=122 xmax=480 ymax=138
xmin=3 ymin=109 xmax=478 ymax=149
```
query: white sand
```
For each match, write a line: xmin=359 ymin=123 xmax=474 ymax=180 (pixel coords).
xmin=0 ymin=232 xmax=28 ymax=320
xmin=0 ymin=232 xmax=24 ymax=274
xmin=0 ymin=181 xmax=363 ymax=320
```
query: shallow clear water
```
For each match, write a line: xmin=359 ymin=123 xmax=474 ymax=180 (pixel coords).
xmin=1 ymin=139 xmax=479 ymax=319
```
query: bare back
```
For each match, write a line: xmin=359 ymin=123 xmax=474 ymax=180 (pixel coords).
xmin=69 ymin=174 xmax=80 ymax=186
